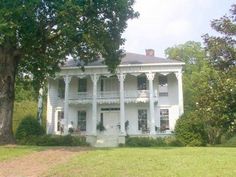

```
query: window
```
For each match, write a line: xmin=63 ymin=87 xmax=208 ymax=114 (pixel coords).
xmin=100 ymin=78 xmax=104 ymax=91
xmin=58 ymin=79 xmax=65 ymax=98
xmin=78 ymin=78 xmax=87 ymax=92
xmin=160 ymin=109 xmax=169 ymax=132
xmin=138 ymin=109 xmax=147 ymax=130
xmin=78 ymin=111 xmax=86 ymax=131
xmin=57 ymin=111 xmax=64 ymax=132
xmin=159 ymin=75 xmax=168 ymax=96
xmin=137 ymin=75 xmax=147 ymax=90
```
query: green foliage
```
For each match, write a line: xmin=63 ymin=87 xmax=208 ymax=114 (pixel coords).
xmin=222 ymin=135 xmax=236 ymax=147
xmin=0 ymin=0 xmax=138 ymax=87
xmin=15 ymin=116 xmax=45 ymax=144
xmin=35 ymin=135 xmax=88 ymax=146
xmin=125 ymin=136 xmax=183 ymax=147
xmin=16 ymin=135 xmax=88 ymax=146
xmin=203 ymin=4 xmax=236 ymax=70
xmin=196 ymin=70 xmax=236 ymax=144
xmin=15 ymin=77 xmax=37 ymax=102
xmin=13 ymin=101 xmax=46 ymax=134
xmin=175 ymin=112 xmax=207 ymax=146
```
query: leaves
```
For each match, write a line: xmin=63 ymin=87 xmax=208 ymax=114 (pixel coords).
xmin=0 ymin=0 xmax=138 ymax=89
xmin=203 ymin=4 xmax=236 ymax=71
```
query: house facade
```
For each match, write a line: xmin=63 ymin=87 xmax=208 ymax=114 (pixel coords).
xmin=46 ymin=50 xmax=184 ymax=147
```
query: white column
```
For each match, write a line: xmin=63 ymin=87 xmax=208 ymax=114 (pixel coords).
xmin=64 ymin=75 xmax=71 ymax=134
xmin=146 ymin=72 xmax=155 ymax=135
xmin=91 ymin=74 xmax=99 ymax=135
xmin=118 ymin=73 xmax=126 ymax=135
xmin=175 ymin=71 xmax=184 ymax=115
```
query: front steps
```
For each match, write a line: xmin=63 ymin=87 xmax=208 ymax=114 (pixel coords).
xmin=86 ymin=135 xmax=125 ymax=147
xmin=95 ymin=135 xmax=118 ymax=147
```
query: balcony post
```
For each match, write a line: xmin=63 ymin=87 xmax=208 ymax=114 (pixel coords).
xmin=63 ymin=75 xmax=71 ymax=134
xmin=175 ymin=71 xmax=184 ymax=115
xmin=146 ymin=72 xmax=155 ymax=135
xmin=118 ymin=73 xmax=126 ymax=135
xmin=91 ymin=74 xmax=99 ymax=135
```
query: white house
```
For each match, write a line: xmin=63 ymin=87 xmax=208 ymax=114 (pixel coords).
xmin=46 ymin=49 xmax=184 ymax=147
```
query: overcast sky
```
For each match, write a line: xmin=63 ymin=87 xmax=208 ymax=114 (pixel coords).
xmin=122 ymin=0 xmax=235 ymax=57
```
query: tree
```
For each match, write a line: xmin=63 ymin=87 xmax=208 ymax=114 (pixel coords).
xmin=165 ymin=41 xmax=208 ymax=112
xmin=0 ymin=0 xmax=138 ymax=144
xmin=202 ymin=3 xmax=236 ymax=141
xmin=203 ymin=4 xmax=236 ymax=71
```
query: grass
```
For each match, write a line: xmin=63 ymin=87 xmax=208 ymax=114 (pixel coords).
xmin=45 ymin=147 xmax=236 ymax=177
xmin=0 ymin=145 xmax=43 ymax=161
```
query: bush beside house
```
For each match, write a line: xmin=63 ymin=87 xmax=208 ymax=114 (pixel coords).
xmin=15 ymin=116 xmax=88 ymax=146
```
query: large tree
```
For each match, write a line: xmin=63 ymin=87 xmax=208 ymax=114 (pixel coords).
xmin=0 ymin=0 xmax=138 ymax=144
xmin=165 ymin=41 xmax=208 ymax=112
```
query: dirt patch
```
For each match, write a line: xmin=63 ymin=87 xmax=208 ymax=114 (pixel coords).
xmin=0 ymin=147 xmax=89 ymax=177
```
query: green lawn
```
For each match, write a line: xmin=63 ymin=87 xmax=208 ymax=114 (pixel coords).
xmin=0 ymin=145 xmax=42 ymax=161
xmin=45 ymin=147 xmax=236 ymax=177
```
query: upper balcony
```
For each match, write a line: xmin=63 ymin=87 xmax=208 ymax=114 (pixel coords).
xmin=68 ymin=90 xmax=158 ymax=104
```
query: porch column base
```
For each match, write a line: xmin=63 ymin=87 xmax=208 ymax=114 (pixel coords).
xmin=86 ymin=135 xmax=97 ymax=146
xmin=118 ymin=135 xmax=126 ymax=145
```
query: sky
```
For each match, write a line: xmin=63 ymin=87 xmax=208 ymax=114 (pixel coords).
xmin=122 ymin=0 xmax=235 ymax=58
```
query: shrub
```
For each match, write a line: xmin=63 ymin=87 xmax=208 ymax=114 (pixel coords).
xmin=16 ymin=134 xmax=88 ymax=146
xmin=125 ymin=136 xmax=183 ymax=147
xmin=36 ymin=135 xmax=88 ymax=146
xmin=15 ymin=116 xmax=45 ymax=144
xmin=13 ymin=101 xmax=46 ymax=134
xmin=175 ymin=112 xmax=207 ymax=146
xmin=163 ymin=136 xmax=184 ymax=147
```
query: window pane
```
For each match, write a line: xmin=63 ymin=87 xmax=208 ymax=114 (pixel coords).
xmin=57 ymin=111 xmax=64 ymax=132
xmin=159 ymin=75 xmax=167 ymax=86
xmin=138 ymin=109 xmax=147 ymax=130
xmin=58 ymin=79 xmax=65 ymax=98
xmin=78 ymin=111 xmax=86 ymax=131
xmin=78 ymin=78 xmax=87 ymax=92
xmin=160 ymin=109 xmax=169 ymax=132
xmin=137 ymin=75 xmax=147 ymax=90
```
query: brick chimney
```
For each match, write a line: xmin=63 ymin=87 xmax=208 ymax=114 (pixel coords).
xmin=145 ymin=49 xmax=155 ymax=56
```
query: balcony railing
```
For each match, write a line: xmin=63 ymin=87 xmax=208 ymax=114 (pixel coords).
xmin=69 ymin=90 xmax=154 ymax=100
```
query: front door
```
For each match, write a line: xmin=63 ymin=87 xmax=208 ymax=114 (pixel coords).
xmin=103 ymin=111 xmax=119 ymax=135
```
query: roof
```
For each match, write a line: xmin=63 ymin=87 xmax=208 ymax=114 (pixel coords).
xmin=63 ymin=52 xmax=184 ymax=68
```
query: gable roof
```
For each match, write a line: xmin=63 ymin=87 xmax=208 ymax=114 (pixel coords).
xmin=63 ymin=52 xmax=184 ymax=68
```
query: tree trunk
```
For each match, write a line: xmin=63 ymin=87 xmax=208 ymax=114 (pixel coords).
xmin=37 ymin=87 xmax=44 ymax=125
xmin=0 ymin=46 xmax=19 ymax=144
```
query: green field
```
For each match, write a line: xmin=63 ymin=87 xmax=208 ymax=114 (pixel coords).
xmin=45 ymin=147 xmax=236 ymax=177
xmin=1 ymin=146 xmax=235 ymax=177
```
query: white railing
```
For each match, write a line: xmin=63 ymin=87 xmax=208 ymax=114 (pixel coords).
xmin=97 ymin=91 xmax=119 ymax=99
xmin=125 ymin=90 xmax=149 ymax=98
xmin=69 ymin=90 xmax=155 ymax=100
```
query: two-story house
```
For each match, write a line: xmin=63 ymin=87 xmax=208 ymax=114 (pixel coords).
xmin=46 ymin=49 xmax=184 ymax=147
